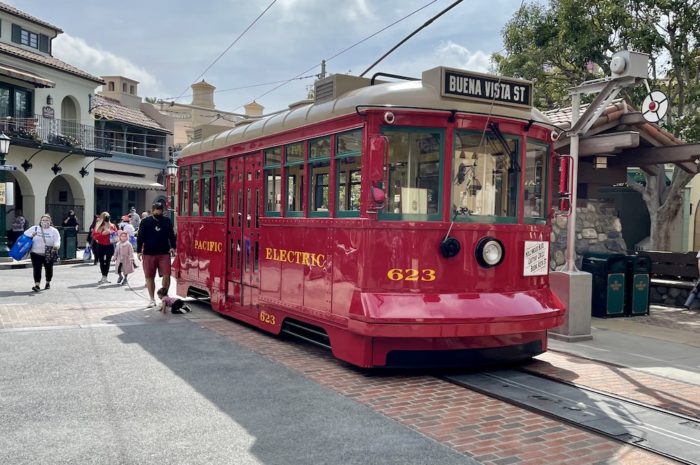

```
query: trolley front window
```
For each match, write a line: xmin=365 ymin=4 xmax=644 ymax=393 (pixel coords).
xmin=452 ymin=130 xmax=519 ymax=222
xmin=524 ymin=142 xmax=548 ymax=223
xmin=381 ymin=128 xmax=443 ymax=221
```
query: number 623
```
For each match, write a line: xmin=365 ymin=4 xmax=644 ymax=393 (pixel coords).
xmin=387 ymin=268 xmax=436 ymax=282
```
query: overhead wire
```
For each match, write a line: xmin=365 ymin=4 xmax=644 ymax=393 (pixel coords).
xmin=228 ymin=0 xmax=440 ymax=112
xmin=172 ymin=0 xmax=278 ymax=103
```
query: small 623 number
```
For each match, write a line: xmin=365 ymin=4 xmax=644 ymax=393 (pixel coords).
xmin=259 ymin=311 xmax=276 ymax=325
xmin=387 ymin=268 xmax=436 ymax=282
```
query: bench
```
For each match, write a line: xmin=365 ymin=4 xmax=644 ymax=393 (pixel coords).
xmin=642 ymin=251 xmax=698 ymax=307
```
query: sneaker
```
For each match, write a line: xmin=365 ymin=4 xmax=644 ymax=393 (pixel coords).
xmin=44 ymin=283 xmax=51 ymax=290
xmin=116 ymin=275 xmax=123 ymax=284
xmin=32 ymin=285 xmax=40 ymax=292
xmin=97 ymin=277 xmax=104 ymax=284
xmin=147 ymin=300 xmax=157 ymax=308
xmin=122 ymin=278 xmax=128 ymax=286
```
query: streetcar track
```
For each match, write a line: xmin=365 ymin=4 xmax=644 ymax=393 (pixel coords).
xmin=443 ymin=370 xmax=700 ymax=465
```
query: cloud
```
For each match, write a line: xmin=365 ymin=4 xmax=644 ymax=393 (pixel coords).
xmin=363 ymin=40 xmax=493 ymax=80
xmin=52 ymin=34 xmax=165 ymax=97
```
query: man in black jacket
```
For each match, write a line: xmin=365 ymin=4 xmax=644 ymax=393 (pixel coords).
xmin=137 ymin=202 xmax=176 ymax=307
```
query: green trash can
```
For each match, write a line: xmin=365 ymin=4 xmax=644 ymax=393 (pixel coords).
xmin=625 ymin=255 xmax=651 ymax=315
xmin=57 ymin=227 xmax=77 ymax=260
xmin=581 ymin=253 xmax=626 ymax=317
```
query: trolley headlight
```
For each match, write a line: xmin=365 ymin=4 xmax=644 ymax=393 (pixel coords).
xmin=475 ymin=237 xmax=504 ymax=268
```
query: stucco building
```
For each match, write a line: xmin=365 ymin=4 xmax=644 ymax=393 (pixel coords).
xmin=0 ymin=2 xmax=106 ymax=239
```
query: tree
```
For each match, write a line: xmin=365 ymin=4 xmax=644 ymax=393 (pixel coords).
xmin=144 ymin=97 xmax=159 ymax=104
xmin=494 ymin=0 xmax=700 ymax=250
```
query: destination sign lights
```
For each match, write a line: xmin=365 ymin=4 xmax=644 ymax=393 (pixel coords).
xmin=442 ymin=68 xmax=532 ymax=107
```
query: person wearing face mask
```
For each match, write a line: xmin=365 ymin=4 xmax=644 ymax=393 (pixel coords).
xmin=93 ymin=211 xmax=118 ymax=284
xmin=24 ymin=214 xmax=61 ymax=292
xmin=136 ymin=202 xmax=176 ymax=308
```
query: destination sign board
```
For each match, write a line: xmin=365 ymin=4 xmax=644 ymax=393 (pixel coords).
xmin=0 ymin=164 xmax=17 ymax=171
xmin=441 ymin=68 xmax=532 ymax=108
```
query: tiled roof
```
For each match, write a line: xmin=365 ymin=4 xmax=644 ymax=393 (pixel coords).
xmin=0 ymin=2 xmax=63 ymax=33
xmin=0 ymin=42 xmax=103 ymax=83
xmin=93 ymin=95 xmax=170 ymax=133
xmin=544 ymin=99 xmax=683 ymax=146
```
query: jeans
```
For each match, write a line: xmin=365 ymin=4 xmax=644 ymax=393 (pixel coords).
xmin=95 ymin=243 xmax=114 ymax=277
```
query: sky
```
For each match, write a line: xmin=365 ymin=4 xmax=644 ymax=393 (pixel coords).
xmin=9 ymin=0 xmax=526 ymax=115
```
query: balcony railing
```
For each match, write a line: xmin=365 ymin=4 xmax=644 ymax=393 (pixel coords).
xmin=2 ymin=115 xmax=168 ymax=160
xmin=1 ymin=115 xmax=96 ymax=151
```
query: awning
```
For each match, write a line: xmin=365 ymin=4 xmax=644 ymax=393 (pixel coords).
xmin=0 ymin=63 xmax=55 ymax=88
xmin=95 ymin=173 xmax=164 ymax=190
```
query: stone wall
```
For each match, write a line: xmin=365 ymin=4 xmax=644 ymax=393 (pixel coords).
xmin=550 ymin=199 xmax=628 ymax=270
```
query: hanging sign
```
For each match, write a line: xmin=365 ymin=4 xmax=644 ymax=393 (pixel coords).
xmin=42 ymin=106 xmax=54 ymax=119
xmin=441 ymin=68 xmax=532 ymax=108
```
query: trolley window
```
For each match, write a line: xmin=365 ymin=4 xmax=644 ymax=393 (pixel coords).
xmin=524 ymin=141 xmax=548 ymax=224
xmin=381 ymin=128 xmax=443 ymax=221
xmin=285 ymin=142 xmax=304 ymax=217
xmin=214 ymin=159 xmax=226 ymax=216
xmin=309 ymin=136 xmax=331 ymax=217
xmin=264 ymin=147 xmax=282 ymax=216
xmin=452 ymin=130 xmax=519 ymax=222
xmin=336 ymin=129 xmax=362 ymax=217
xmin=191 ymin=164 xmax=201 ymax=216
xmin=179 ymin=166 xmax=189 ymax=216
xmin=202 ymin=161 xmax=213 ymax=216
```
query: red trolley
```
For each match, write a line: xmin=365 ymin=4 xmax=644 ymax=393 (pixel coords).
xmin=174 ymin=66 xmax=565 ymax=368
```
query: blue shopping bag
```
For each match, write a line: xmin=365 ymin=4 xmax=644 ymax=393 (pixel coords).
xmin=10 ymin=233 xmax=33 ymax=261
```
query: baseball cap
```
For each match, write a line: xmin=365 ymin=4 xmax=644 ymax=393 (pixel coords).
xmin=152 ymin=201 xmax=164 ymax=210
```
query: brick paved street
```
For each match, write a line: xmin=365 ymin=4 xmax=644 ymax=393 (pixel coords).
xmin=1 ymin=262 xmax=694 ymax=465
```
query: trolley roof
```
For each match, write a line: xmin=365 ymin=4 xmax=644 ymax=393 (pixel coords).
xmin=181 ymin=66 xmax=550 ymax=157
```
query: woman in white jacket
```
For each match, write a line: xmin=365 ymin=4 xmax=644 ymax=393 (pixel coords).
xmin=24 ymin=214 xmax=61 ymax=292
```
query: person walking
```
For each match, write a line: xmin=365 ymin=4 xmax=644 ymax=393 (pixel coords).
xmin=93 ymin=212 xmax=117 ymax=284
xmin=137 ymin=202 xmax=176 ymax=308
xmin=129 ymin=207 xmax=141 ymax=231
xmin=10 ymin=209 xmax=27 ymax=247
xmin=88 ymin=214 xmax=100 ymax=265
xmin=113 ymin=230 xmax=135 ymax=285
xmin=24 ymin=214 xmax=61 ymax=292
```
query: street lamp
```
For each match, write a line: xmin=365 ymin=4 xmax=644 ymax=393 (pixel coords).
xmin=0 ymin=132 xmax=11 ymax=259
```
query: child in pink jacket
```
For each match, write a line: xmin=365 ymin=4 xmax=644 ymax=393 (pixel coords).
xmin=113 ymin=230 xmax=135 ymax=285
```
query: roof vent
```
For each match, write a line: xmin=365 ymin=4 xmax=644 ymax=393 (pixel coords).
xmin=193 ymin=127 xmax=202 ymax=142
xmin=314 ymin=74 xmax=373 ymax=104
xmin=288 ymin=99 xmax=314 ymax=110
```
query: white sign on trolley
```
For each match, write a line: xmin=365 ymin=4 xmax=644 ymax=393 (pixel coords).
xmin=523 ymin=241 xmax=549 ymax=276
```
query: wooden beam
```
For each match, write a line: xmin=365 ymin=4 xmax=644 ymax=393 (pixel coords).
xmin=578 ymin=131 xmax=639 ymax=156
xmin=619 ymin=112 xmax=647 ymax=125
xmin=609 ymin=143 xmax=700 ymax=166
xmin=676 ymin=162 xmax=698 ymax=174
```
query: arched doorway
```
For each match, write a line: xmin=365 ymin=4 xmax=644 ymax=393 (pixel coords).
xmin=46 ymin=174 xmax=85 ymax=230
xmin=60 ymin=96 xmax=80 ymax=140
xmin=4 ymin=170 xmax=33 ymax=247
